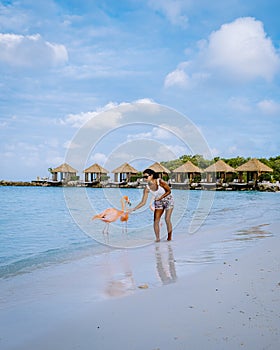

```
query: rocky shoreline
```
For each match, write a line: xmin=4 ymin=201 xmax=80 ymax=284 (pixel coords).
xmin=0 ymin=180 xmax=39 ymax=186
xmin=0 ymin=179 xmax=279 ymax=191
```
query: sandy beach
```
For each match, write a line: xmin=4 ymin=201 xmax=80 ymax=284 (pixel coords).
xmin=1 ymin=222 xmax=280 ymax=350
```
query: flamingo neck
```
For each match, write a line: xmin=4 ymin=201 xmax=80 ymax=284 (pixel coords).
xmin=120 ymin=197 xmax=128 ymax=212
xmin=120 ymin=197 xmax=125 ymax=211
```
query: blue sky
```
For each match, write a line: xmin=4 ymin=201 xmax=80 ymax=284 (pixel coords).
xmin=0 ymin=0 xmax=280 ymax=180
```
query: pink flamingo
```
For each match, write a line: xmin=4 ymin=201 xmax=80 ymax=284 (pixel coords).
xmin=92 ymin=195 xmax=131 ymax=234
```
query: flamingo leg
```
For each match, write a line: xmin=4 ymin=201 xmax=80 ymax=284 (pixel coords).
xmin=121 ymin=222 xmax=126 ymax=234
xmin=124 ymin=221 xmax=128 ymax=234
xmin=103 ymin=222 xmax=109 ymax=234
xmin=102 ymin=223 xmax=110 ymax=244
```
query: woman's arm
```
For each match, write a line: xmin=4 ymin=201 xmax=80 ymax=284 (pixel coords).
xmin=131 ymin=187 xmax=149 ymax=211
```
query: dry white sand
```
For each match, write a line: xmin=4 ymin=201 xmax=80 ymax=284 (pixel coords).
xmin=1 ymin=224 xmax=279 ymax=350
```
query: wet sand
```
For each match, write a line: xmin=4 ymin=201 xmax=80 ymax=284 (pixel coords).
xmin=0 ymin=223 xmax=279 ymax=350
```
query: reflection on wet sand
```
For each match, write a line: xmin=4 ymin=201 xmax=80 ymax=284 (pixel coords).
xmin=99 ymin=223 xmax=273 ymax=299
xmin=233 ymin=223 xmax=273 ymax=242
xmin=155 ymin=243 xmax=177 ymax=285
xmin=103 ymin=252 xmax=135 ymax=298
xmin=103 ymin=243 xmax=178 ymax=298
xmin=104 ymin=271 xmax=135 ymax=298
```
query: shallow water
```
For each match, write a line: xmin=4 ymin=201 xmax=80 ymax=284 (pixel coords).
xmin=0 ymin=186 xmax=279 ymax=279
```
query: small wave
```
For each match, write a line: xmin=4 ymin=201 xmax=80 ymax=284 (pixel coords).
xmin=0 ymin=241 xmax=99 ymax=279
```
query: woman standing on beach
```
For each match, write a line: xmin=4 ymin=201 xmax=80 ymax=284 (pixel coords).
xmin=130 ymin=169 xmax=174 ymax=242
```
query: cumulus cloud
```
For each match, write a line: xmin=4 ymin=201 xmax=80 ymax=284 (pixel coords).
xmin=165 ymin=17 xmax=280 ymax=88
xmin=61 ymin=99 xmax=155 ymax=128
xmin=61 ymin=110 xmax=122 ymax=129
xmin=61 ymin=102 xmax=124 ymax=128
xmin=205 ymin=17 xmax=280 ymax=81
xmin=164 ymin=68 xmax=190 ymax=88
xmin=0 ymin=33 xmax=68 ymax=68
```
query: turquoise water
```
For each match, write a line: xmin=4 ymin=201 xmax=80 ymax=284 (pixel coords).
xmin=0 ymin=186 xmax=279 ymax=278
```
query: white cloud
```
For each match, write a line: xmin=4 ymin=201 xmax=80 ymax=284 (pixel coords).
xmin=164 ymin=17 xmax=280 ymax=89
xmin=166 ymin=144 xmax=187 ymax=157
xmin=63 ymin=140 xmax=81 ymax=150
xmin=89 ymin=152 xmax=108 ymax=165
xmin=0 ymin=3 xmax=28 ymax=32
xmin=61 ymin=102 xmax=122 ymax=128
xmin=61 ymin=112 xmax=93 ymax=128
xmin=148 ymin=0 xmax=189 ymax=27
xmin=61 ymin=99 xmax=156 ymax=129
xmin=0 ymin=121 xmax=7 ymax=128
xmin=127 ymin=126 xmax=173 ymax=142
xmin=257 ymin=99 xmax=280 ymax=115
xmin=164 ymin=68 xmax=190 ymax=88
xmin=135 ymin=98 xmax=155 ymax=104
xmin=205 ymin=17 xmax=280 ymax=82
xmin=0 ymin=33 xmax=68 ymax=68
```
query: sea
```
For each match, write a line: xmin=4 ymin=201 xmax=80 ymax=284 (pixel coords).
xmin=0 ymin=186 xmax=279 ymax=280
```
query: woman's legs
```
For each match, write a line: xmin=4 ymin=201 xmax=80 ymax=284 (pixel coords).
xmin=165 ymin=208 xmax=173 ymax=241
xmin=154 ymin=209 xmax=164 ymax=241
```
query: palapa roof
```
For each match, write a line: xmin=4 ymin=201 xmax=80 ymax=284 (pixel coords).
xmin=111 ymin=162 xmax=139 ymax=174
xmin=203 ymin=159 xmax=236 ymax=173
xmin=147 ymin=162 xmax=171 ymax=174
xmin=83 ymin=163 xmax=109 ymax=174
xmin=173 ymin=160 xmax=202 ymax=173
xmin=235 ymin=158 xmax=273 ymax=173
xmin=51 ymin=163 xmax=78 ymax=173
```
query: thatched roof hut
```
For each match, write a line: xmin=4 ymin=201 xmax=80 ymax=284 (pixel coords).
xmin=235 ymin=158 xmax=273 ymax=183
xmin=203 ymin=159 xmax=235 ymax=173
xmin=203 ymin=159 xmax=236 ymax=183
xmin=51 ymin=163 xmax=78 ymax=182
xmin=83 ymin=163 xmax=109 ymax=182
xmin=111 ymin=162 xmax=139 ymax=182
xmin=235 ymin=158 xmax=273 ymax=173
xmin=147 ymin=162 xmax=170 ymax=178
xmin=172 ymin=161 xmax=202 ymax=183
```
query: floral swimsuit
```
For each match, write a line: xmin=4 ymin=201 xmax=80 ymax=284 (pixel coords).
xmin=147 ymin=179 xmax=174 ymax=210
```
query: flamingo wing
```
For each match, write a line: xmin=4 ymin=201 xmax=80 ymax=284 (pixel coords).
xmin=93 ymin=208 xmax=122 ymax=223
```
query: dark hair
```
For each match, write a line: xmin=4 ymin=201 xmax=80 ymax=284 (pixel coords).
xmin=143 ymin=168 xmax=159 ymax=179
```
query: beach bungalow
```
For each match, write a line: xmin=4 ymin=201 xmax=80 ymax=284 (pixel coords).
xmin=83 ymin=163 xmax=109 ymax=183
xmin=235 ymin=158 xmax=273 ymax=185
xmin=111 ymin=162 xmax=139 ymax=182
xmin=172 ymin=161 xmax=202 ymax=183
xmin=147 ymin=162 xmax=171 ymax=179
xmin=202 ymin=159 xmax=236 ymax=183
xmin=51 ymin=163 xmax=78 ymax=183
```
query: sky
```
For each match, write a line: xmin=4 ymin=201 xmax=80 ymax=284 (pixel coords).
xmin=0 ymin=0 xmax=280 ymax=181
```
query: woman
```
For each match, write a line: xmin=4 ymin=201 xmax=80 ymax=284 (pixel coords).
xmin=131 ymin=168 xmax=174 ymax=242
